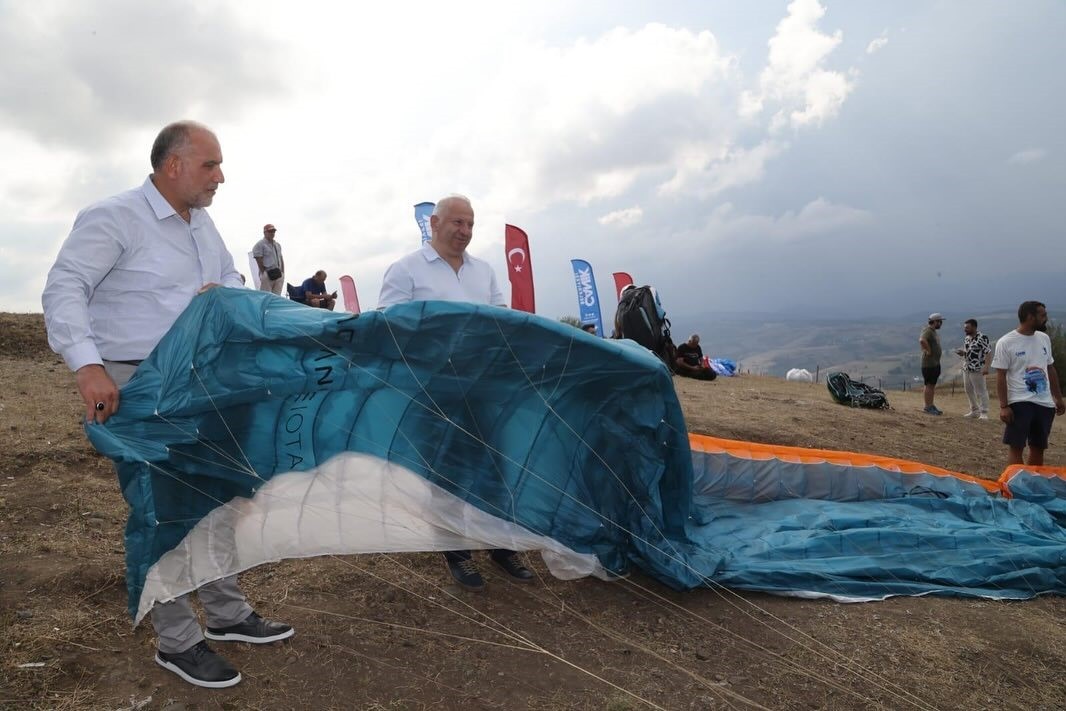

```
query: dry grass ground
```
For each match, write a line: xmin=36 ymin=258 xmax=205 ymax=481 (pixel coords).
xmin=2 ymin=313 xmax=1064 ymax=711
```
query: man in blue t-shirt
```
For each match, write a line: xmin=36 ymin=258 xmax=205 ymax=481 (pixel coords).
xmin=300 ymin=270 xmax=337 ymax=310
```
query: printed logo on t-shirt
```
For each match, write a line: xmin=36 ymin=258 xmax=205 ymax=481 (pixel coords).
xmin=1014 ymin=350 xmax=1026 ymax=357
xmin=1024 ymin=367 xmax=1048 ymax=394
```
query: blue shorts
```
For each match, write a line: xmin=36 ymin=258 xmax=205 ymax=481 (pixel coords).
xmin=1002 ymin=402 xmax=1055 ymax=450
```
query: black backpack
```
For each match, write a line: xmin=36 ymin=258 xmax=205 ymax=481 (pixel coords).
xmin=826 ymin=372 xmax=890 ymax=409
xmin=613 ymin=285 xmax=677 ymax=372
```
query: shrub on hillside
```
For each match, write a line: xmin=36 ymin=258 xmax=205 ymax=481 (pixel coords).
xmin=1049 ymin=320 xmax=1066 ymax=386
xmin=559 ymin=315 xmax=582 ymax=328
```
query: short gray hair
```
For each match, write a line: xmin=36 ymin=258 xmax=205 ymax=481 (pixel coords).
xmin=431 ymin=194 xmax=473 ymax=216
xmin=150 ymin=120 xmax=212 ymax=170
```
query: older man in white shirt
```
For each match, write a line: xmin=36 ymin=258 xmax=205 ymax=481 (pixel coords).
xmin=378 ymin=195 xmax=533 ymax=592
xmin=42 ymin=120 xmax=293 ymax=690
xmin=378 ymin=198 xmax=505 ymax=308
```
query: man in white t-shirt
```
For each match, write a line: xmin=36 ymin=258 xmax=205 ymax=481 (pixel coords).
xmin=252 ymin=224 xmax=285 ymax=295
xmin=990 ymin=300 xmax=1065 ymax=466
xmin=378 ymin=195 xmax=534 ymax=593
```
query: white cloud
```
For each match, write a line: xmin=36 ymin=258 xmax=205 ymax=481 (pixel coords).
xmin=1007 ymin=148 xmax=1046 ymax=165
xmin=866 ymin=35 xmax=889 ymax=54
xmin=0 ymin=2 xmax=869 ymax=315
xmin=740 ymin=0 xmax=854 ymax=131
xmin=657 ymin=140 xmax=783 ymax=198
xmin=598 ymin=207 xmax=644 ymax=228
xmin=437 ymin=23 xmax=741 ymax=211
xmin=700 ymin=197 xmax=872 ymax=245
xmin=0 ymin=0 xmax=282 ymax=151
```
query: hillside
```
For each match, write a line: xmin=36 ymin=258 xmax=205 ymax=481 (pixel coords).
xmin=691 ymin=310 xmax=1023 ymax=387
xmin=1 ymin=311 xmax=1064 ymax=711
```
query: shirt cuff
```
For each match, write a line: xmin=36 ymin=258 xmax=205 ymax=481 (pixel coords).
xmin=63 ymin=341 xmax=104 ymax=373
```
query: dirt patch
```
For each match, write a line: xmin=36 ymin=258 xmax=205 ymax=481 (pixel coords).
xmin=0 ymin=313 xmax=51 ymax=360
xmin=2 ymin=313 xmax=1064 ymax=710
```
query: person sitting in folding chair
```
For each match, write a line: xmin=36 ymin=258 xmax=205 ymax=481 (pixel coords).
xmin=300 ymin=270 xmax=337 ymax=310
xmin=285 ymin=282 xmax=305 ymax=304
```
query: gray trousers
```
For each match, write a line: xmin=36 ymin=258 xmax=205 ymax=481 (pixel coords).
xmin=258 ymin=271 xmax=284 ymax=295
xmin=106 ymin=361 xmax=252 ymax=653
xmin=962 ymin=370 xmax=990 ymax=415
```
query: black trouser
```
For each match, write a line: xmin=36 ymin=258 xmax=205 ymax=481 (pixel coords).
xmin=444 ymin=549 xmax=514 ymax=563
xmin=677 ymin=366 xmax=716 ymax=381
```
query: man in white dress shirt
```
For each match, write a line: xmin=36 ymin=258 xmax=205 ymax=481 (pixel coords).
xmin=378 ymin=195 xmax=535 ymax=592
xmin=42 ymin=120 xmax=293 ymax=689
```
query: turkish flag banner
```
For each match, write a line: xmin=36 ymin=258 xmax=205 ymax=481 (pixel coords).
xmin=612 ymin=272 xmax=634 ymax=302
xmin=505 ymin=224 xmax=535 ymax=313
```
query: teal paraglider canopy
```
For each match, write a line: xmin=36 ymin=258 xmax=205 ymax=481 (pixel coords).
xmin=88 ymin=287 xmax=696 ymax=622
xmin=88 ymin=288 xmax=1066 ymax=623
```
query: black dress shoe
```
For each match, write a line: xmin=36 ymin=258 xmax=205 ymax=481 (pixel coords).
xmin=205 ymin=611 xmax=294 ymax=644
xmin=155 ymin=640 xmax=241 ymax=689
xmin=490 ymin=551 xmax=535 ymax=583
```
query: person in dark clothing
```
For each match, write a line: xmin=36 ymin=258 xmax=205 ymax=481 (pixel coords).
xmin=300 ymin=270 xmax=337 ymax=310
xmin=675 ymin=334 xmax=716 ymax=380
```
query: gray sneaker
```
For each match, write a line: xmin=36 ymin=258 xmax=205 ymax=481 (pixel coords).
xmin=923 ymin=406 xmax=942 ymax=416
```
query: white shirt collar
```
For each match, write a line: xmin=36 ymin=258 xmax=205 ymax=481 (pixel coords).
xmin=420 ymin=240 xmax=468 ymax=266
xmin=141 ymin=175 xmax=206 ymax=226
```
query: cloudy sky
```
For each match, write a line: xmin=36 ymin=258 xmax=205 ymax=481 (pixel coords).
xmin=2 ymin=0 xmax=1063 ymax=331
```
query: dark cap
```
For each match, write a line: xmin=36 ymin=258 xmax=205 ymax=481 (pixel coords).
xmin=263 ymin=223 xmax=277 ymax=233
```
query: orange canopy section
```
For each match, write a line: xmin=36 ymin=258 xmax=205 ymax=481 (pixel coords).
xmin=998 ymin=464 xmax=1066 ymax=486
xmin=687 ymin=433 xmax=1002 ymax=494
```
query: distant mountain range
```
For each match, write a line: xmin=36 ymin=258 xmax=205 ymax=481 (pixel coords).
xmin=684 ymin=304 xmax=1057 ymax=388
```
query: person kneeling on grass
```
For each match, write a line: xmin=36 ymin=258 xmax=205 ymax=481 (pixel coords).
xmin=675 ymin=334 xmax=716 ymax=381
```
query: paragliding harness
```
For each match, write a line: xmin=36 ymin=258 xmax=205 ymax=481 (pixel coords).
xmin=826 ymin=372 xmax=890 ymax=409
xmin=613 ymin=285 xmax=677 ymax=373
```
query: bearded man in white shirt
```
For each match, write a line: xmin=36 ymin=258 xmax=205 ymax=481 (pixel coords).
xmin=378 ymin=195 xmax=535 ymax=592
xmin=991 ymin=300 xmax=1066 ymax=466
xmin=42 ymin=120 xmax=293 ymax=689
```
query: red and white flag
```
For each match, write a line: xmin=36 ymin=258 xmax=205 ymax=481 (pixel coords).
xmin=505 ymin=224 xmax=535 ymax=313
xmin=612 ymin=272 xmax=634 ymax=302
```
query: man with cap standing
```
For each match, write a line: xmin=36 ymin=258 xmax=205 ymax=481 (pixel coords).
xmin=955 ymin=318 xmax=991 ymax=420
xmin=919 ymin=313 xmax=944 ymax=415
xmin=252 ymin=223 xmax=285 ymax=295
